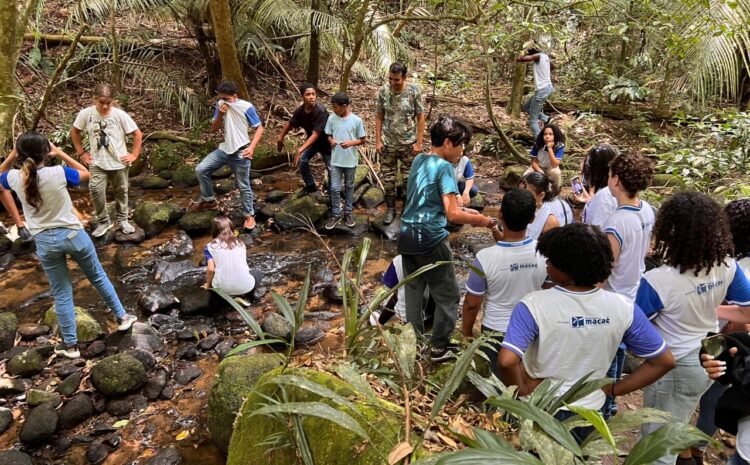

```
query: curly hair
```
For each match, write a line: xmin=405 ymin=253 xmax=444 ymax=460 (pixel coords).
xmin=652 ymin=192 xmax=734 ymax=275
xmin=583 ymin=144 xmax=619 ymax=192
xmin=609 ymin=153 xmax=654 ymax=197
xmin=533 ymin=123 xmax=565 ymax=151
xmin=726 ymin=199 xmax=750 ymax=259
xmin=537 ymin=223 xmax=613 ymax=286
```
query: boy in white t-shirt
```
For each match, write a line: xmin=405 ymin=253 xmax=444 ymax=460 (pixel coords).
xmin=463 ymin=188 xmax=547 ymax=374
xmin=72 ymin=83 xmax=142 ymax=237
xmin=190 ymin=81 xmax=264 ymax=231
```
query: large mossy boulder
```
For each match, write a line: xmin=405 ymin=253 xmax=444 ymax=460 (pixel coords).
xmin=227 ymin=368 xmax=402 ymax=465
xmin=354 ymin=165 xmax=369 ymax=188
xmin=129 ymin=156 xmax=147 ymax=177
xmin=360 ymin=187 xmax=384 ymax=208
xmin=133 ymin=201 xmax=184 ymax=237
xmin=141 ymin=176 xmax=171 ymax=190
xmin=90 ymin=353 xmax=147 ymax=397
xmin=150 ymin=142 xmax=186 ymax=172
xmin=172 ymin=164 xmax=198 ymax=188
xmin=8 ymin=350 xmax=44 ymax=377
xmin=499 ymin=165 xmax=527 ymax=190
xmin=178 ymin=210 xmax=219 ymax=236
xmin=275 ymin=196 xmax=328 ymax=231
xmin=0 ymin=312 xmax=18 ymax=352
xmin=207 ymin=354 xmax=284 ymax=452
xmin=43 ymin=306 xmax=103 ymax=343
xmin=250 ymin=145 xmax=291 ymax=171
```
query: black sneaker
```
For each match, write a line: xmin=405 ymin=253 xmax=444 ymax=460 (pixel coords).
xmin=325 ymin=216 xmax=341 ymax=230
xmin=54 ymin=343 xmax=81 ymax=359
xmin=345 ymin=214 xmax=356 ymax=228
xmin=430 ymin=343 xmax=460 ymax=362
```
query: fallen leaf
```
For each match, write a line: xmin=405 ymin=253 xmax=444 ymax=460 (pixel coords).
xmin=388 ymin=441 xmax=414 ymax=465
xmin=437 ymin=432 xmax=458 ymax=449
xmin=113 ymin=419 xmax=129 ymax=428
xmin=176 ymin=430 xmax=190 ymax=441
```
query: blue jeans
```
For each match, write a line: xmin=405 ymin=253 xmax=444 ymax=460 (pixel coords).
xmin=456 ymin=180 xmax=478 ymax=198
xmin=35 ymin=227 xmax=126 ymax=345
xmin=730 ymin=453 xmax=749 ymax=465
xmin=696 ymin=381 xmax=728 ymax=450
xmin=523 ymin=84 xmax=553 ymax=137
xmin=299 ymin=147 xmax=331 ymax=191
xmin=196 ymin=147 xmax=254 ymax=216
xmin=603 ymin=346 xmax=626 ymax=419
xmin=330 ymin=166 xmax=355 ymax=217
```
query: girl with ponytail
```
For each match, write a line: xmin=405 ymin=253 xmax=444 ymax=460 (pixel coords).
xmin=0 ymin=132 xmax=136 ymax=359
xmin=519 ymin=171 xmax=562 ymax=240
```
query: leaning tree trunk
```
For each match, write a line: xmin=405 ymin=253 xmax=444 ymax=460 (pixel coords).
xmin=507 ymin=60 xmax=526 ymax=116
xmin=208 ymin=0 xmax=249 ymax=100
xmin=0 ymin=1 xmax=32 ymax=150
xmin=306 ymin=0 xmax=321 ymax=87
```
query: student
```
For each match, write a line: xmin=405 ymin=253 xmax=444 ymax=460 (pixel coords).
xmin=71 ymin=83 xmax=142 ymax=237
xmin=191 ymin=80 xmax=264 ymax=231
xmin=201 ymin=216 xmax=261 ymax=297
xmin=524 ymin=123 xmax=564 ymax=187
xmin=498 ymin=224 xmax=675 ymax=441
xmin=727 ymin=199 xmax=750 ymax=276
xmin=369 ymin=254 xmax=435 ymax=327
xmin=516 ymin=46 xmax=554 ymax=137
xmin=462 ymin=189 xmax=547 ymax=374
xmin=578 ymin=144 xmax=619 ymax=227
xmin=324 ymin=92 xmax=366 ymax=230
xmin=375 ymin=62 xmax=426 ymax=225
xmin=276 ymin=83 xmax=331 ymax=196
xmin=519 ymin=172 xmax=560 ymax=240
xmin=397 ymin=116 xmax=495 ymax=362
xmin=0 ymin=187 xmax=31 ymax=240
xmin=635 ymin=192 xmax=750 ymax=465
xmin=0 ymin=132 xmax=136 ymax=359
xmin=453 ymin=154 xmax=478 ymax=207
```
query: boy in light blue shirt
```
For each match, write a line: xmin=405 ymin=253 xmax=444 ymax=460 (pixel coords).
xmin=324 ymin=92 xmax=366 ymax=229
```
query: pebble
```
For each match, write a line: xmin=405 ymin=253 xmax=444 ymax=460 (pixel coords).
xmin=174 ymin=365 xmax=203 ymax=385
xmin=17 ymin=323 xmax=50 ymax=339
xmin=86 ymin=442 xmax=109 ymax=465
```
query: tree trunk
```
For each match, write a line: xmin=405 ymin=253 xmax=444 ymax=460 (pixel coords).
xmin=208 ymin=0 xmax=249 ymax=99
xmin=339 ymin=0 xmax=371 ymax=92
xmin=195 ymin=22 xmax=220 ymax=94
xmin=0 ymin=1 xmax=24 ymax=150
xmin=306 ymin=0 xmax=321 ymax=87
xmin=508 ymin=61 xmax=526 ymax=116
xmin=110 ymin=1 xmax=122 ymax=92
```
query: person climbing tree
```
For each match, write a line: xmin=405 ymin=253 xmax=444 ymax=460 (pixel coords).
xmin=516 ymin=45 xmax=554 ymax=137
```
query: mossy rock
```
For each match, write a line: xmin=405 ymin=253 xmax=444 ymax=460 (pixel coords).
xmin=129 ymin=156 xmax=147 ymax=177
xmin=8 ymin=350 xmax=44 ymax=377
xmin=360 ymin=187 xmax=385 ymax=208
xmin=133 ymin=201 xmax=184 ymax=237
xmin=0 ymin=312 xmax=18 ymax=352
xmin=207 ymin=353 xmax=285 ymax=453
xmin=141 ymin=176 xmax=170 ymax=190
xmin=248 ymin=145 xmax=289 ymax=171
xmin=468 ymin=193 xmax=485 ymax=210
xmin=274 ymin=196 xmax=329 ymax=231
xmin=178 ymin=210 xmax=220 ymax=237
xmin=652 ymin=173 xmax=686 ymax=189
xmin=0 ymin=235 xmax=12 ymax=254
xmin=352 ymin=183 xmax=369 ymax=204
xmin=499 ymin=165 xmax=527 ymax=190
xmin=227 ymin=367 xmax=403 ymax=465
xmin=150 ymin=142 xmax=186 ymax=172
xmin=354 ymin=165 xmax=369 ymax=188
xmin=90 ymin=353 xmax=147 ymax=397
xmin=43 ymin=306 xmax=103 ymax=343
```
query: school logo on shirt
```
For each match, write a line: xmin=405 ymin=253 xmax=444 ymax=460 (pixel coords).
xmin=509 ymin=263 xmax=538 ymax=272
xmin=571 ymin=316 xmax=611 ymax=328
xmin=696 ymin=280 xmax=723 ymax=295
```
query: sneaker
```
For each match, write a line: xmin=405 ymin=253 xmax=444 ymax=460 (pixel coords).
xmin=92 ymin=220 xmax=114 ymax=238
xmin=234 ymin=296 xmax=252 ymax=307
xmin=54 ymin=343 xmax=81 ymax=359
xmin=119 ymin=220 xmax=135 ymax=234
xmin=117 ymin=313 xmax=138 ymax=331
xmin=430 ymin=343 xmax=460 ymax=363
xmin=345 ymin=214 xmax=356 ymax=228
xmin=243 ymin=216 xmax=256 ymax=231
xmin=189 ymin=199 xmax=218 ymax=212
xmin=325 ymin=216 xmax=341 ymax=230
xmin=369 ymin=310 xmax=381 ymax=326
xmin=18 ymin=226 xmax=33 ymax=243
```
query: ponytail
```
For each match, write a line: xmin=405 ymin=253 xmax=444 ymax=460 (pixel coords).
xmin=15 ymin=131 xmax=49 ymax=211
xmin=522 ymin=171 xmax=557 ymax=202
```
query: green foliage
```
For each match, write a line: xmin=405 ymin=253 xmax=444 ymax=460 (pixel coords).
xmin=602 ymin=77 xmax=648 ymax=103
xmin=252 ymin=402 xmax=371 ymax=440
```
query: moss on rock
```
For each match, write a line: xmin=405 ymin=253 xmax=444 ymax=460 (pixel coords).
xmin=354 ymin=165 xmax=369 ymax=188
xmin=141 ymin=176 xmax=170 ymax=190
xmin=248 ymin=145 xmax=289 ymax=171
xmin=90 ymin=353 xmax=147 ymax=397
xmin=172 ymin=165 xmax=198 ymax=188
xmin=275 ymin=196 xmax=328 ymax=231
xmin=0 ymin=312 xmax=18 ymax=352
xmin=8 ymin=350 xmax=44 ymax=377
xmin=500 ymin=165 xmax=527 ymax=190
xmin=43 ymin=306 xmax=103 ymax=343
xmin=133 ymin=201 xmax=183 ymax=237
xmin=207 ymin=353 xmax=284 ymax=453
xmin=150 ymin=142 xmax=186 ymax=172
xmin=178 ymin=211 xmax=219 ymax=236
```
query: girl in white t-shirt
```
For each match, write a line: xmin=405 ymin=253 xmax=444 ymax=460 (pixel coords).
xmin=202 ymin=216 xmax=257 ymax=296
xmin=577 ymin=144 xmax=618 ymax=227
xmin=520 ymin=171 xmax=561 ymax=240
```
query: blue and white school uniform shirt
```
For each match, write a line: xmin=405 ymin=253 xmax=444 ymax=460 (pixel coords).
xmin=547 ymin=198 xmax=574 ymax=227
xmin=502 ymin=286 xmax=667 ymax=409
xmin=465 ymin=238 xmax=547 ymax=332
xmin=583 ymin=187 xmax=617 ymax=227
xmin=530 ymin=143 xmax=564 ymax=170
xmin=635 ymin=259 xmax=750 ymax=360
xmin=215 ymin=99 xmax=262 ymax=155
xmin=739 ymin=256 xmax=750 ymax=277
xmin=527 ymin=202 xmax=554 ymax=240
xmin=603 ymin=201 xmax=655 ymax=300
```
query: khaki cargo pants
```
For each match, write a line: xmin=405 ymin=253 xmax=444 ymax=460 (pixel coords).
xmin=89 ymin=165 xmax=129 ymax=224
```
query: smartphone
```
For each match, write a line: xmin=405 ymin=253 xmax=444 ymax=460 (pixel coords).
xmin=571 ymin=176 xmax=583 ymax=196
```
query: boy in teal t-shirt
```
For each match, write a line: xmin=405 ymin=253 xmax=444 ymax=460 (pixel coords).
xmin=324 ymin=92 xmax=366 ymax=229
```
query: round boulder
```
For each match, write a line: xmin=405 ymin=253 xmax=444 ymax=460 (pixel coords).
xmin=44 ymin=306 xmax=103 ymax=343
xmin=133 ymin=201 xmax=184 ymax=237
xmin=8 ymin=350 xmax=44 ymax=377
xmin=0 ymin=451 xmax=33 ymax=465
xmin=91 ymin=353 xmax=147 ymax=397
xmin=178 ymin=210 xmax=220 ymax=237
xmin=20 ymin=402 xmax=58 ymax=446
xmin=172 ymin=165 xmax=198 ymax=188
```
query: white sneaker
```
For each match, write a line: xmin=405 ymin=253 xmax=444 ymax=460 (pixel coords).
xmin=119 ymin=220 xmax=135 ymax=234
xmin=54 ymin=344 xmax=81 ymax=359
xmin=369 ymin=310 xmax=381 ymax=326
xmin=92 ymin=220 xmax=114 ymax=237
xmin=117 ymin=313 xmax=137 ymax=331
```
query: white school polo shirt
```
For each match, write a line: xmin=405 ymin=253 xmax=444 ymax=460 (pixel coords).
xmin=603 ymin=201 xmax=655 ymax=300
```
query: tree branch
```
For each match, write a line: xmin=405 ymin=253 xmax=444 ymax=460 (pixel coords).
xmin=370 ymin=13 xmax=479 ymax=31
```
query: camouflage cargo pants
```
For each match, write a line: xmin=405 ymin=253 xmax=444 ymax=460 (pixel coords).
xmin=381 ymin=144 xmax=414 ymax=197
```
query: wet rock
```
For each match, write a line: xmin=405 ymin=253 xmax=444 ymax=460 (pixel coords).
xmin=143 ymin=446 xmax=182 ymax=465
xmin=261 ymin=313 xmax=291 ymax=340
xmin=93 ymin=393 xmax=107 ymax=413
xmin=17 ymin=323 xmax=49 ymax=339
xmin=360 ymin=187 xmax=385 ymax=208
xmin=141 ymin=176 xmax=170 ymax=190
xmin=84 ymin=340 xmax=106 ymax=359
xmin=172 ymin=165 xmax=198 ymax=188
xmin=0 ymin=378 xmax=31 ymax=396
xmin=56 ymin=372 xmax=82 ymax=397
xmin=132 ymin=394 xmax=149 ymax=411
xmin=55 ymin=437 xmax=72 ymax=452
xmin=160 ymin=384 xmax=175 ymax=399
xmin=0 ymin=312 xmax=19 ymax=352
xmin=469 ymin=193 xmax=486 ymax=210
xmin=154 ymin=259 xmax=203 ymax=284
xmin=321 ymin=213 xmax=369 ymax=237
xmin=197 ymin=333 xmax=221 ymax=351
xmin=106 ymin=399 xmax=132 ymax=417
xmin=34 ymin=344 xmax=54 ymax=358
xmin=114 ymin=225 xmax=146 ymax=244
xmin=257 ymin=202 xmax=281 ymax=220
xmin=148 ymin=314 xmax=186 ymax=335
xmin=8 ymin=350 xmax=44 ymax=377
xmin=126 ymin=348 xmax=157 ymax=372
xmin=211 ymin=165 xmax=233 ymax=179
xmin=0 ymin=253 xmax=14 ymax=272
xmin=27 ymin=389 xmax=62 ymax=407
xmin=59 ymin=393 xmax=95 ymax=430
xmin=215 ymin=339 xmax=237 ymax=359
xmin=44 ymin=306 xmax=103 ymax=343
xmin=20 ymin=402 xmax=58 ymax=446
xmin=0 ymin=235 xmax=11 ymax=254
xmin=104 ymin=433 xmax=121 ymax=449
xmin=174 ymin=365 xmax=203 ymax=385
xmin=114 ymin=245 xmax=156 ymax=275
xmin=499 ymin=165 xmax=526 ymax=190
xmin=0 ymin=407 xmax=13 ymax=434
xmin=144 ymin=370 xmax=168 ymax=400
xmin=265 ymin=190 xmax=287 ymax=203
xmin=294 ymin=327 xmax=325 ymax=346
xmin=129 ymin=156 xmax=146 ymax=177
xmin=208 ymin=353 xmax=284 ymax=452
xmin=214 ymin=178 xmax=236 ymax=195
xmin=370 ymin=215 xmax=400 ymax=241
xmin=175 ymin=289 xmax=213 ymax=317
xmin=133 ymin=201 xmax=184 ymax=237
xmin=11 ymin=237 xmax=35 ymax=255
xmin=56 ymin=363 xmax=80 ymax=378
xmin=91 ymin=353 xmax=147 ymax=397
xmin=71 ymin=435 xmax=96 ymax=444
xmin=117 ymin=323 xmax=165 ymax=354
xmin=178 ymin=210 xmax=220 ymax=237
xmin=275 ymin=196 xmax=328 ymax=231
xmin=304 ymin=311 xmax=342 ymax=321
xmin=154 ymin=231 xmax=194 ymax=260
xmin=0 ymin=450 xmax=33 ymax=465
xmin=352 ymin=183 xmax=369 ymax=204
xmin=176 ymin=322 xmax=215 ymax=341
xmin=86 ymin=441 xmax=109 ymax=464
xmin=92 ymin=421 xmax=117 ymax=436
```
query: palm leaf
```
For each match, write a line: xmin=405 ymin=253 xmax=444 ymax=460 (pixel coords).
xmin=251 ymin=402 xmax=370 ymax=440
xmin=434 ymin=448 xmax=543 ymax=465
xmin=263 ymin=374 xmax=357 ymax=411
xmin=210 ymin=287 xmax=265 ymax=338
xmin=431 ymin=337 xmax=482 ymax=419
xmin=224 ymin=338 xmax=285 ymax=357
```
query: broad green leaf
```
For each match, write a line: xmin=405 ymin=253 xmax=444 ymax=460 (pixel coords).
xmin=334 ymin=364 xmax=378 ymax=403
xmin=295 ymin=267 xmax=312 ymax=328
xmin=271 ymin=290 xmax=296 ymax=329
xmin=520 ymin=420 xmax=577 ymax=465
xmin=251 ymin=402 xmax=370 ymax=440
xmin=564 ymin=403 xmax=616 ymax=453
xmin=597 ymin=408 xmax=673 ymax=437
xmin=211 ymin=288 xmax=265 ymax=339
xmin=466 ymin=370 xmax=503 ymax=399
xmin=431 ymin=337 xmax=482 ymax=419
xmin=546 ymin=374 xmax=612 ymax=414
xmin=434 ymin=448 xmax=543 ymax=465
xmin=623 ymin=423 xmax=714 ymax=465
xmin=453 ymin=427 xmax=515 ymax=452
xmin=394 ymin=324 xmax=417 ymax=380
xmin=486 ymin=398 xmax=582 ymax=457
xmin=224 ymin=338 xmax=285 ymax=358
xmin=264 ymin=374 xmax=356 ymax=410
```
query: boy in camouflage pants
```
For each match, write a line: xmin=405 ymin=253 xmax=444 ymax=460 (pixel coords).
xmin=375 ymin=62 xmax=425 ymax=225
